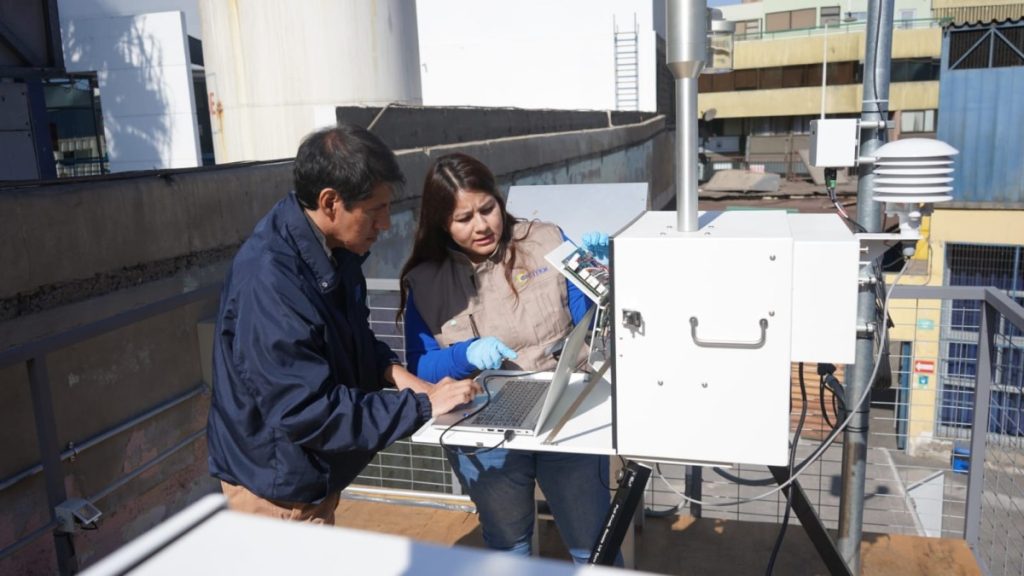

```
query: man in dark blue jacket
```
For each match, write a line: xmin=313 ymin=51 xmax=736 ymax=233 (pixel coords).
xmin=207 ymin=125 xmax=479 ymax=523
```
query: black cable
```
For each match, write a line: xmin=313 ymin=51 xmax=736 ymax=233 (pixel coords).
xmin=438 ymin=374 xmax=527 ymax=457
xmin=714 ymin=368 xmax=841 ymax=487
xmin=711 ymin=466 xmax=777 ymax=487
xmin=714 ymin=368 xmax=847 ymax=488
xmin=766 ymin=361 xmax=808 ymax=576
xmin=871 ymin=0 xmax=885 ymax=119
xmin=598 ymin=454 xmax=612 ymax=491
xmin=840 ymin=211 xmax=869 ymax=234
xmin=820 ymin=373 xmax=836 ymax=430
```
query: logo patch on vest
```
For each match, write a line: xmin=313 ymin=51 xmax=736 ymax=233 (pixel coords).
xmin=513 ymin=266 xmax=549 ymax=289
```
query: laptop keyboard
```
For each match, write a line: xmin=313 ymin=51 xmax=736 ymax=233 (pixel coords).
xmin=473 ymin=379 xmax=550 ymax=428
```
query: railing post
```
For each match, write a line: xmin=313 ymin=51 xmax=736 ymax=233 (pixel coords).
xmin=686 ymin=465 xmax=702 ymax=518
xmin=964 ymin=300 xmax=997 ymax=548
xmin=27 ymin=357 xmax=77 ymax=575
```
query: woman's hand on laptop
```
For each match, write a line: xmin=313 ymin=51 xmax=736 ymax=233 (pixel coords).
xmin=427 ymin=377 xmax=483 ymax=415
xmin=466 ymin=337 xmax=518 ymax=370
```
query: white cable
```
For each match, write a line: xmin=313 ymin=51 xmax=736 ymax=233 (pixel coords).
xmin=647 ymin=260 xmax=910 ymax=508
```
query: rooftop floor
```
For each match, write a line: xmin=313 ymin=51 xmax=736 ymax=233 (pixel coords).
xmin=330 ymin=497 xmax=980 ymax=575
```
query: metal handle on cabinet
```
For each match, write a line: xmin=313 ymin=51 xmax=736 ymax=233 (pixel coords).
xmin=689 ymin=317 xmax=768 ymax=350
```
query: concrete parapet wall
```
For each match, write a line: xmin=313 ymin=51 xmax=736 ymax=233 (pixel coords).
xmin=0 ymin=163 xmax=293 ymax=321
xmin=337 ymin=104 xmax=658 ymax=150
xmin=1 ymin=114 xmax=669 ymax=318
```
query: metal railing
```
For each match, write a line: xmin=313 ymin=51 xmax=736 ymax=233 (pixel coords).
xmin=5 ymin=276 xmax=1019 ymax=574
xmin=640 ymin=285 xmax=1024 ymax=575
xmin=0 ymin=284 xmax=220 ymax=575
xmin=360 ymin=281 xmax=1024 ymax=574
xmin=353 ymin=280 xmax=463 ymax=497
xmin=734 ymin=17 xmax=950 ymax=43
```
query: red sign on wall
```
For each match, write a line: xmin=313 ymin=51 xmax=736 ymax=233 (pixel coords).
xmin=914 ymin=359 xmax=936 ymax=374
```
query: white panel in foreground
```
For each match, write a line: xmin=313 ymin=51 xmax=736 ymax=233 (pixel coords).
xmin=82 ymin=494 xmax=641 ymax=576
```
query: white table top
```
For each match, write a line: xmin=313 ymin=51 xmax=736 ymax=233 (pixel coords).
xmin=412 ymin=372 xmax=615 ymax=455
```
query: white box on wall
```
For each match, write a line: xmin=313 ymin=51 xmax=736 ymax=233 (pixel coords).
xmin=809 ymin=118 xmax=860 ymax=168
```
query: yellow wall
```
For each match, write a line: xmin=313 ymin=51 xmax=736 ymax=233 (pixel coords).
xmin=700 ymin=27 xmax=942 ymax=118
xmin=732 ymin=28 xmax=941 ymax=69
xmin=699 ymin=81 xmax=938 ymax=118
xmin=895 ymin=209 xmax=1024 ymax=451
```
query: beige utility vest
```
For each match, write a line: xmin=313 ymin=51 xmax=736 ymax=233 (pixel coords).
xmin=405 ymin=221 xmax=582 ymax=372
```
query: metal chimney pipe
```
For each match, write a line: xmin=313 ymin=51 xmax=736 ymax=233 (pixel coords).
xmin=666 ymin=0 xmax=707 ymax=232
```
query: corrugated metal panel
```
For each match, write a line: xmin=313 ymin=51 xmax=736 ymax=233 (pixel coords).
xmin=935 ymin=7 xmax=1024 ymax=25
xmin=937 ymin=25 xmax=1024 ymax=205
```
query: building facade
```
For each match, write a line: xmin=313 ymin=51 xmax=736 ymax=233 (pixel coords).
xmin=890 ymin=18 xmax=1024 ymax=455
xmin=702 ymin=0 xmax=942 ymax=173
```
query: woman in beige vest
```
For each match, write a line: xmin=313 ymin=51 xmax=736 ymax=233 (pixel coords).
xmin=399 ymin=153 xmax=612 ymax=563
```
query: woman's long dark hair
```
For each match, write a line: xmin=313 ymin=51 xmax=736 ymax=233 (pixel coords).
xmin=398 ymin=153 xmax=530 ymax=320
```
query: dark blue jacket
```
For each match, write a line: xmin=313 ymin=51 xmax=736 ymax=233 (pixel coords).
xmin=207 ymin=192 xmax=431 ymax=503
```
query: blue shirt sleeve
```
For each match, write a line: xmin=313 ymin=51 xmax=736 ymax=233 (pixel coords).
xmin=404 ymin=291 xmax=478 ymax=381
xmin=560 ymin=228 xmax=594 ymax=326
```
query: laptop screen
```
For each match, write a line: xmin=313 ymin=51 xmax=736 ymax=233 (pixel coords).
xmin=534 ymin=306 xmax=595 ymax=429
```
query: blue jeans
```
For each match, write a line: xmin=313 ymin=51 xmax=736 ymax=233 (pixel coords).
xmin=446 ymin=447 xmax=611 ymax=564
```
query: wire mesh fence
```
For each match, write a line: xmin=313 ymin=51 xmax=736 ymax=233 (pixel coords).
xmin=358 ymin=273 xmax=1024 ymax=573
xmin=352 ymin=287 xmax=460 ymax=494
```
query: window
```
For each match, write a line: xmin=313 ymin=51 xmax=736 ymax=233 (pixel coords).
xmin=782 ymin=66 xmax=806 ymax=88
xmin=900 ymin=110 xmax=936 ymax=133
xmin=765 ymin=8 xmax=817 ymax=32
xmin=759 ymin=67 xmax=783 ymax=89
xmin=736 ymin=19 xmax=761 ymax=39
xmin=891 ymin=58 xmax=941 ymax=82
xmin=791 ymin=8 xmax=817 ymax=29
xmin=765 ymin=11 xmax=789 ymax=32
xmin=695 ymin=58 xmax=926 ymax=94
xmin=749 ymin=117 xmax=773 ymax=136
xmin=821 ymin=6 xmax=841 ymax=27
xmin=938 ymin=243 xmax=1024 ymax=436
xmin=791 ymin=116 xmax=814 ymax=134
xmin=899 ymin=9 xmax=915 ymax=29
xmin=733 ymin=69 xmax=758 ymax=90
xmin=947 ymin=342 xmax=978 ymax=378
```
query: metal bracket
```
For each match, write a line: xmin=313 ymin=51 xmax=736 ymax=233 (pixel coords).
xmin=55 ymin=498 xmax=102 ymax=533
xmin=621 ymin=309 xmax=644 ymax=335
xmin=856 ymin=232 xmax=908 ymax=264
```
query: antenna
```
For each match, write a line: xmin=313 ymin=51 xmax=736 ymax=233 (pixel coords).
xmin=820 ymin=23 xmax=830 ymax=119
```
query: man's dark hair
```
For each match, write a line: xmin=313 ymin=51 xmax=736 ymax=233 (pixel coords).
xmin=293 ymin=124 xmax=405 ymax=210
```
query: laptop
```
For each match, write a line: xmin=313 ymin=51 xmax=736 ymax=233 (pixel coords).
xmin=431 ymin=307 xmax=595 ymax=436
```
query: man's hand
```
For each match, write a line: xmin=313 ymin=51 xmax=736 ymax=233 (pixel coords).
xmin=427 ymin=376 xmax=482 ymax=416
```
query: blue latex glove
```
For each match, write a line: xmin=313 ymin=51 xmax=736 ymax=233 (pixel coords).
xmin=466 ymin=337 xmax=518 ymax=370
xmin=581 ymin=231 xmax=609 ymax=264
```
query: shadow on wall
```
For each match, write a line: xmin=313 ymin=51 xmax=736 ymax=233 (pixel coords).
xmin=62 ymin=13 xmax=178 ymax=172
